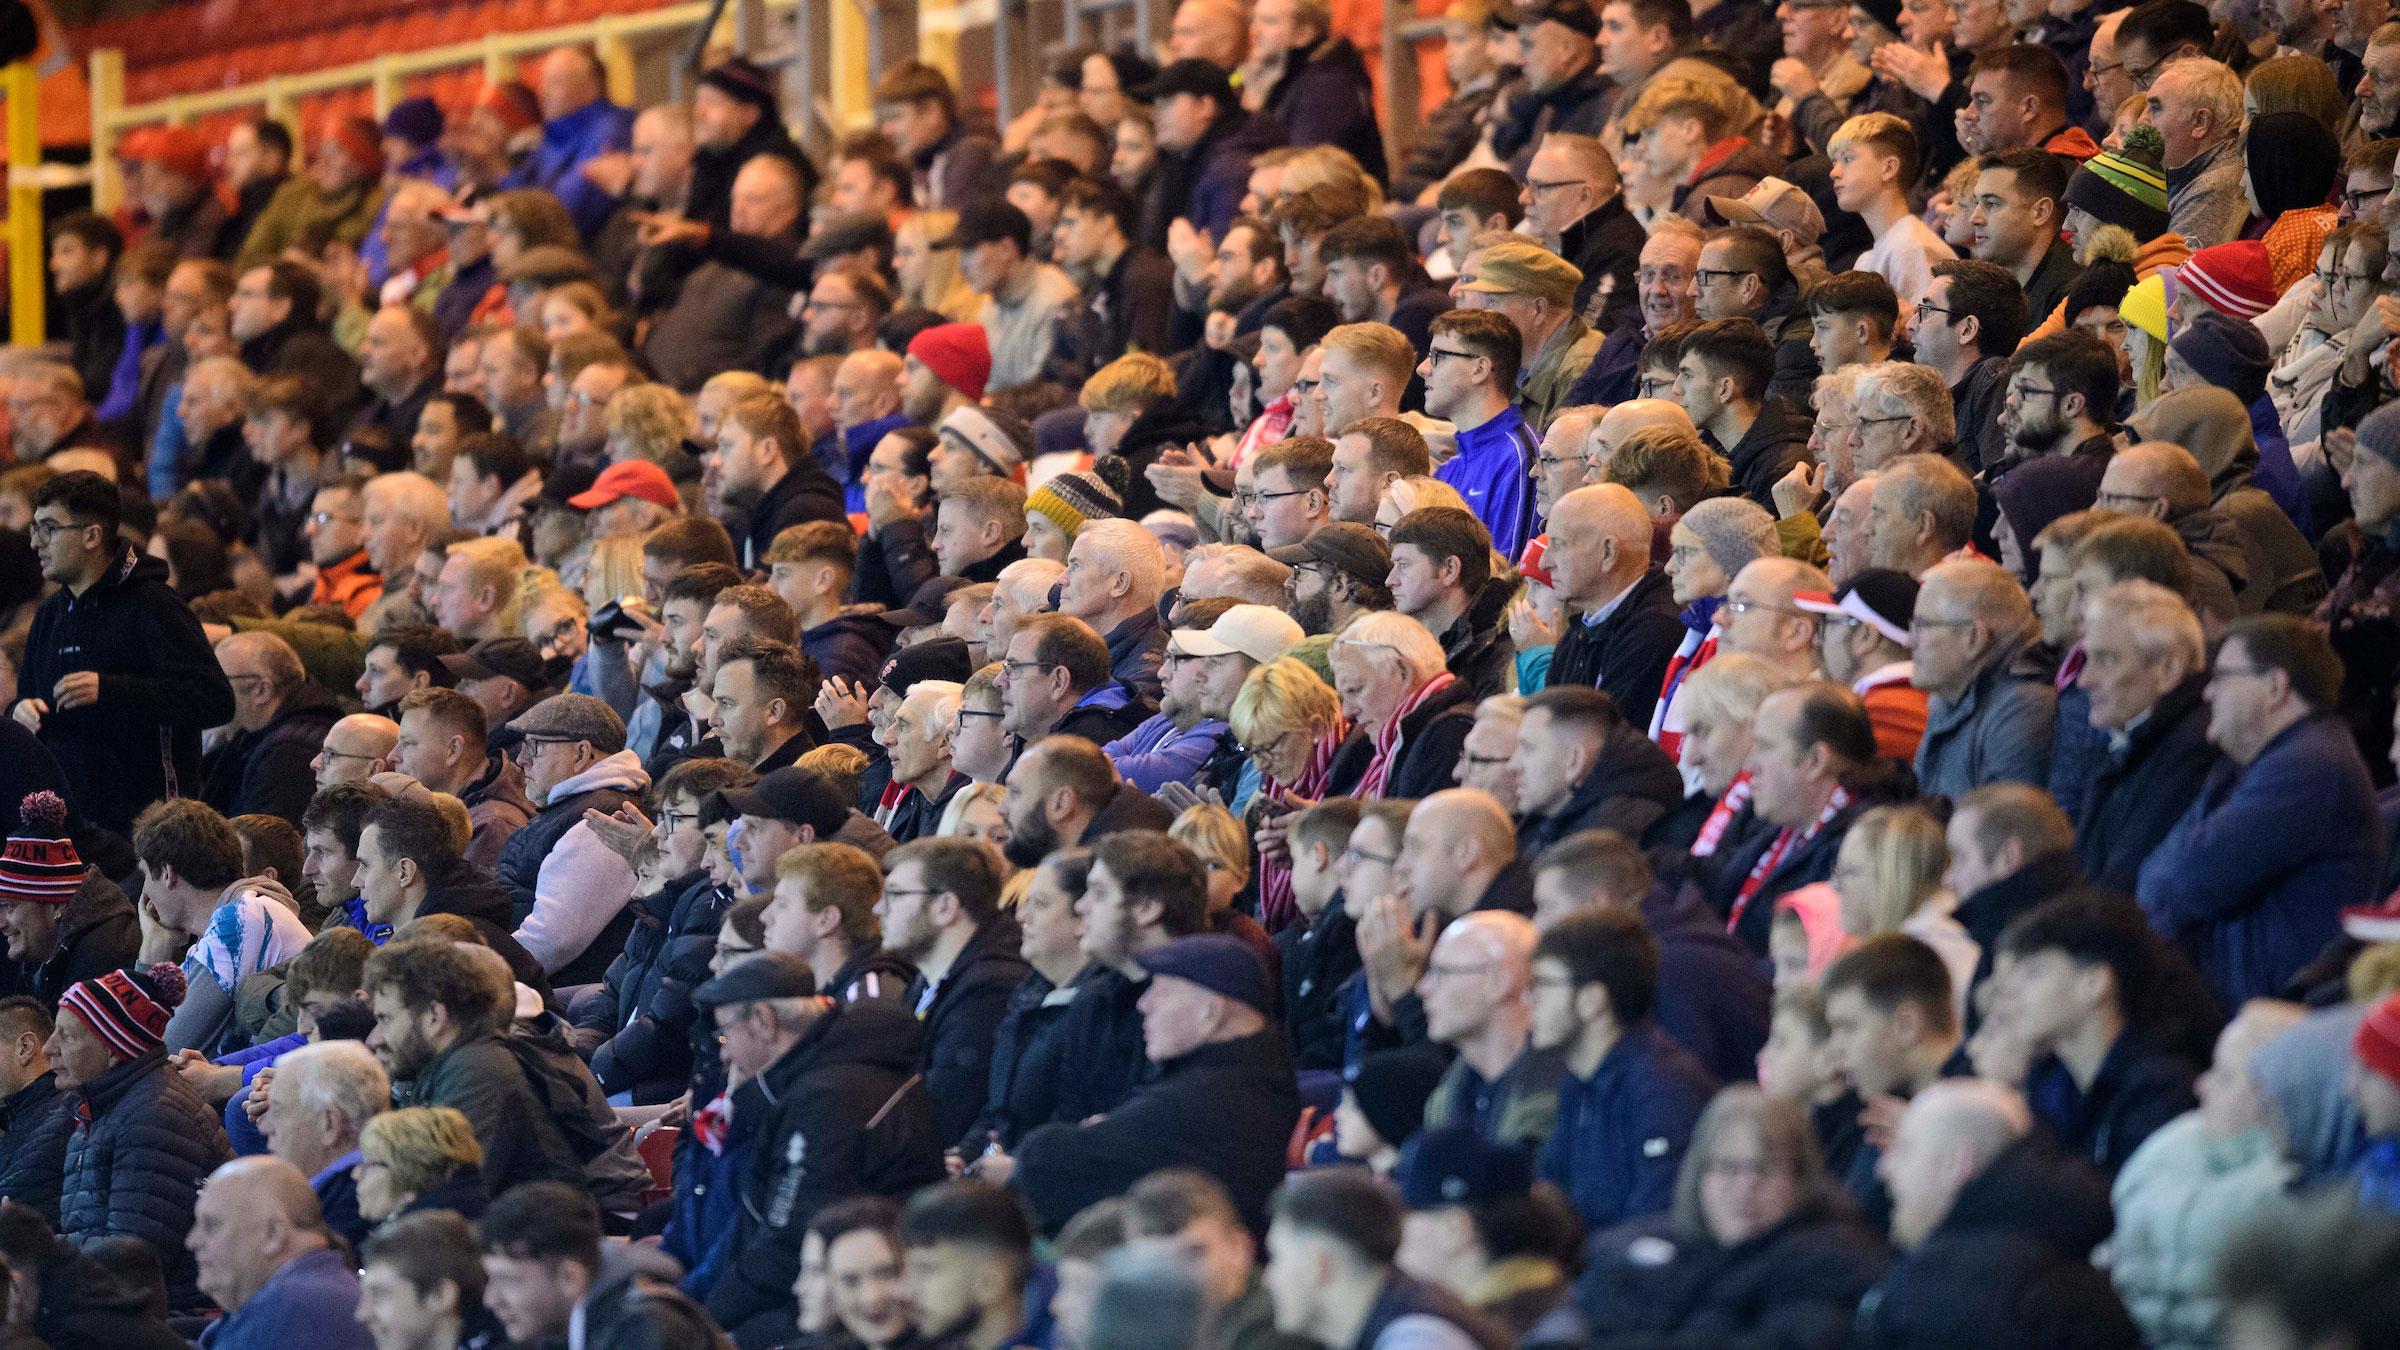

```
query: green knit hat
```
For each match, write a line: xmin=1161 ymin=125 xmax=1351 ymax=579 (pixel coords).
xmin=2065 ymin=123 xmax=2170 ymax=240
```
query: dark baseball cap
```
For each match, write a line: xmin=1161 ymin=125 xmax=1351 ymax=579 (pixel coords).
xmin=1135 ymin=934 xmax=1273 ymax=1016
xmin=713 ymin=767 xmax=852 ymax=833
xmin=1132 ymin=58 xmax=1237 ymax=105
xmin=691 ymin=951 xmax=817 ymax=1009
xmin=532 ymin=460 xmax=602 ymax=514
xmin=1395 ymin=1127 xmax=1537 ymax=1210
xmin=1530 ymin=0 xmax=1600 ymax=35
xmin=1268 ymin=522 xmax=1393 ymax=593
xmin=442 ymin=637 xmax=550 ymax=689
xmin=935 ymin=199 xmax=1033 ymax=252
xmin=879 ymin=575 xmax=974 ymax=629
xmin=879 ymin=635 xmax=975 ymax=696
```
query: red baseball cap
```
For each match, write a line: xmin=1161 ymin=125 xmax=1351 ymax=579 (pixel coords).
xmin=568 ymin=460 xmax=680 ymax=511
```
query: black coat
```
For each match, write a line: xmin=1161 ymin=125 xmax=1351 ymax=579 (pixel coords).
xmin=1438 ymin=582 xmax=1517 ymax=702
xmin=1559 ymin=195 xmax=1646 ymax=333
xmin=0 ymin=868 xmax=139 ymax=1010
xmin=1325 ymin=677 xmax=1479 ymax=801
xmin=417 ymin=855 xmax=557 ymax=1009
xmin=25 ymin=1234 xmax=193 ymax=1350
xmin=741 ymin=460 xmax=849 ymax=571
xmin=201 ymin=682 xmax=342 ymax=829
xmin=690 ymin=118 xmax=818 ymax=233
xmin=1720 ymin=399 xmax=1816 ymax=512
xmin=14 ymin=544 xmax=236 ymax=837
xmin=1577 ymin=1188 xmax=1891 ymax=1350
xmin=588 ymin=1256 xmax=735 ymax=1350
xmin=1851 ymin=1136 xmax=2139 ymax=1350
xmin=58 ymin=1049 xmax=234 ymax=1312
xmin=704 ymin=1001 xmax=946 ymax=1341
xmin=1051 ymin=966 xmax=1153 ymax=1125
xmin=1544 ymin=569 xmax=1684 ymax=733
xmin=2024 ymin=1032 xmax=2198 ymax=1179
xmin=1519 ymin=731 xmax=1687 ymax=861
xmin=1698 ymin=762 xmax=1918 ymax=959
xmin=583 ymin=870 xmax=729 ymax=1103
xmin=1263 ymin=37 xmax=1389 ymax=183
xmin=1642 ymin=881 xmax=1774 ymax=1085
xmin=54 ymin=276 xmax=126 ymax=413
xmin=903 ymin=918 xmax=1031 ymax=1144
xmin=1280 ymin=904 xmax=1362 ymax=1072
xmin=1109 ymin=399 xmax=1211 ymax=521
xmin=238 ymin=316 xmax=363 ymax=429
xmin=1016 ymin=1029 xmax=1300 ymax=1235
xmin=962 ymin=966 xmax=1086 ymax=1152
xmin=0 ymin=1071 xmax=69 ymax=1225
xmin=1952 ymin=850 xmax=2092 ymax=1030
xmin=2072 ymin=674 xmax=2218 ymax=893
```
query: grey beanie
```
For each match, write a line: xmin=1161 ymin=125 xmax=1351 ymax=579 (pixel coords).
xmin=2359 ymin=401 xmax=2400 ymax=473
xmin=1678 ymin=496 xmax=1781 ymax=580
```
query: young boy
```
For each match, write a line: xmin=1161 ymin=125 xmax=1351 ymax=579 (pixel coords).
xmin=2351 ymin=991 xmax=2400 ymax=1212
xmin=1804 ymin=271 xmax=1902 ymax=374
xmin=1758 ymin=982 xmax=1864 ymax=1181
xmin=765 ymin=521 xmax=893 ymax=688
xmin=1828 ymin=113 xmax=1955 ymax=313
xmin=1282 ymin=800 xmax=1366 ymax=1075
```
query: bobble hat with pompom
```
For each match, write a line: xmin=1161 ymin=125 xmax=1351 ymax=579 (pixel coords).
xmin=61 ymin=963 xmax=187 ymax=1062
xmin=0 ymin=792 xmax=81 ymax=903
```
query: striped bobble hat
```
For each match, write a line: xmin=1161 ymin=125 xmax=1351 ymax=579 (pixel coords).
xmin=2064 ymin=123 xmax=2170 ymax=242
xmin=62 ymin=963 xmax=187 ymax=1063
xmin=1026 ymin=456 xmax=1132 ymax=540
xmin=2174 ymin=241 xmax=2277 ymax=321
xmin=0 ymin=793 xmax=82 ymax=904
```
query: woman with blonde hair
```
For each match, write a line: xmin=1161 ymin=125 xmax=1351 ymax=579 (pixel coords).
xmin=1228 ymin=657 xmax=1350 ymax=929
xmin=354 ymin=1105 xmax=488 ymax=1224
xmin=895 ymin=211 xmax=983 ymax=322
xmin=606 ymin=384 xmax=693 ymax=468
xmin=1373 ymin=475 xmax=1471 ymax=535
xmin=1812 ymin=803 xmax=1979 ymax=1006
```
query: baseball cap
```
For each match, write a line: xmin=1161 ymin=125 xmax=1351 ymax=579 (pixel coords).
xmin=533 ymin=461 xmax=604 ymax=513
xmin=1793 ymin=568 xmax=1918 ymax=647
xmin=1705 ymin=177 xmax=1826 ymax=243
xmin=1529 ymin=0 xmax=1600 ymax=36
xmin=879 ymin=635 xmax=975 ymax=696
xmin=714 ymin=766 xmax=851 ymax=833
xmin=879 ymin=576 xmax=975 ymax=629
xmin=934 ymin=199 xmax=1034 ymax=252
xmin=1131 ymin=58 xmax=1238 ymax=104
xmin=1170 ymin=604 xmax=1305 ymax=665
xmin=1268 ymin=522 xmax=1393 ymax=593
xmin=1458 ymin=239 xmax=1583 ymax=307
xmin=443 ymin=638 xmax=551 ymax=689
xmin=1135 ymin=934 xmax=1274 ymax=1016
xmin=503 ymin=693 xmax=625 ymax=755
xmin=568 ymin=459 xmax=681 ymax=511
xmin=1395 ymin=1127 xmax=1537 ymax=1210
xmin=691 ymin=951 xmax=817 ymax=1009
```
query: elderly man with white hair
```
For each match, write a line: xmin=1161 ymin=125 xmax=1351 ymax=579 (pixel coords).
xmin=9 ymin=362 xmax=109 ymax=462
xmin=1911 ymin=560 xmax=2057 ymax=801
xmin=2147 ymin=58 xmax=2249 ymax=249
xmin=361 ymin=471 xmax=453 ymax=589
xmin=1542 ymin=484 xmax=1685 ymax=728
xmin=262 ymin=1039 xmax=389 ymax=1251
xmin=1058 ymin=519 xmax=1171 ymax=701
xmin=877 ymin=679 xmax=966 ymax=844
xmin=1176 ymin=543 xmax=1294 ymax=613
xmin=1858 ymin=1078 xmax=2140 ymax=1344
xmin=1325 ymin=611 xmax=1475 ymax=801
xmin=981 ymin=556 xmax=1066 ymax=661
xmin=1849 ymin=362 xmax=1956 ymax=474
xmin=2066 ymin=580 xmax=2217 ymax=891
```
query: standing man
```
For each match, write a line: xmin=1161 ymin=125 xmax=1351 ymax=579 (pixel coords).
xmin=1423 ymin=311 xmax=1540 ymax=558
xmin=13 ymin=472 xmax=235 ymax=838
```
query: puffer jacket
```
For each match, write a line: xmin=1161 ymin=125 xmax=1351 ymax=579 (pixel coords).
xmin=498 ymin=748 xmax=648 ymax=984
xmin=1577 ymin=1187 xmax=1891 ymax=1349
xmin=59 ymin=1049 xmax=234 ymax=1311
xmin=0 ymin=1071 xmax=70 ymax=1225
xmin=2109 ymin=1113 xmax=2291 ymax=1350
xmin=1519 ymin=731 xmax=1687 ymax=861
xmin=585 ymin=870 xmax=732 ymax=1104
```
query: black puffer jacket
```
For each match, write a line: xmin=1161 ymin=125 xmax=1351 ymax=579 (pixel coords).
xmin=25 ymin=1232 xmax=193 ymax=1350
xmin=1851 ymin=1136 xmax=2140 ymax=1350
xmin=961 ymin=967 xmax=1088 ymax=1152
xmin=14 ymin=545 xmax=236 ymax=838
xmin=0 ymin=868 xmax=139 ymax=1009
xmin=2071 ymin=674 xmax=2218 ymax=893
xmin=586 ymin=871 xmax=731 ymax=1103
xmin=59 ymin=1049 xmax=234 ymax=1311
xmin=1519 ymin=730 xmax=1687 ymax=862
xmin=1577 ymin=1188 xmax=1892 ymax=1350
xmin=703 ymin=1000 xmax=946 ymax=1345
xmin=0 ymin=1071 xmax=70 ymax=1225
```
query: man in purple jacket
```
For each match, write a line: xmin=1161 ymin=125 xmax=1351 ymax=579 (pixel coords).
xmin=502 ymin=47 xmax=635 ymax=241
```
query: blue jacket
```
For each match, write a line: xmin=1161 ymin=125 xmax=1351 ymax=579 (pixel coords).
xmin=1103 ymin=713 xmax=1231 ymax=792
xmin=2359 ymin=1136 xmax=2400 ymax=1214
xmin=1436 ymin=406 xmax=1540 ymax=560
xmin=200 ymin=1248 xmax=374 ymax=1350
xmin=1537 ymin=1022 xmax=1717 ymax=1231
xmin=501 ymin=99 xmax=635 ymax=240
xmin=2138 ymin=713 xmax=2386 ymax=1006
xmin=2245 ymin=393 xmax=2306 ymax=534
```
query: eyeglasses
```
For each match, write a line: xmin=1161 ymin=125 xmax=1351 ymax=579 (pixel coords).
xmin=2127 ymin=55 xmax=2167 ymax=88
xmin=1423 ymin=347 xmax=1483 ymax=365
xmin=1341 ymin=844 xmax=1398 ymax=866
xmin=1910 ymin=616 xmax=1979 ymax=633
xmin=1291 ymin=378 xmax=1321 ymax=397
xmin=513 ymin=734 xmax=579 ymax=760
xmin=2344 ymin=186 xmax=2394 ymax=214
xmin=319 ymin=747 xmax=382 ymax=763
xmin=1253 ymin=487 xmax=1318 ymax=504
xmin=999 ymin=658 xmax=1058 ymax=678
xmin=1521 ymin=178 xmax=1589 ymax=195
xmin=1239 ymin=730 xmax=1300 ymax=758
xmin=2085 ymin=56 xmax=2124 ymax=78
xmin=1636 ymin=266 xmax=1691 ymax=287
xmin=660 ymin=809 xmax=702 ymax=831
xmin=1856 ymin=414 xmax=1915 ymax=430
xmin=1535 ymin=451 xmax=1579 ymax=470
xmin=1913 ymin=301 xmax=1957 ymax=324
xmin=27 ymin=518 xmax=89 ymax=544
xmin=2007 ymin=383 xmax=2066 ymax=402
xmin=1637 ymin=375 xmax=1675 ymax=398
xmin=2095 ymin=489 xmax=2163 ymax=510
xmin=307 ymin=510 xmax=364 ymax=527
xmin=802 ymin=298 xmax=863 ymax=313
xmin=1723 ymin=598 xmax=1811 ymax=619
xmin=1459 ymin=750 xmax=1511 ymax=766
xmin=1693 ymin=268 xmax=1754 ymax=286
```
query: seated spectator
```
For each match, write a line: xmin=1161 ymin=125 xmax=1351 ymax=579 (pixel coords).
xmin=640 ymin=157 xmax=806 ymax=393
xmin=936 ymin=478 xmax=1033 ymax=583
xmin=1423 ymin=312 xmax=1539 ymax=560
xmin=708 ymin=390 xmax=846 ymax=571
xmin=956 ymin=847 xmax=1090 ymax=1152
xmin=475 ymin=1182 xmax=719 ymax=1350
xmin=355 ymin=1209 xmax=509 ymax=1350
xmin=0 ymin=997 xmax=64 ymax=1227
xmin=53 ymin=962 xmax=234 ymax=1310
xmin=259 ymin=1040 xmax=387 ymax=1252
xmin=1531 ymin=909 xmax=1717 ymax=1231
xmin=1325 ymin=612 xmax=1476 ymax=800
xmin=354 ymin=794 xmax=552 ymax=1000
xmin=1511 ymin=687 xmax=1683 ymax=858
xmin=392 ymin=688 xmax=535 ymax=868
xmin=1942 ymin=784 xmax=2097 ymax=1015
xmin=1389 ymin=1128 xmax=1576 ymax=1337
xmin=0 ymin=790 xmax=141 ymax=1008
xmin=1541 ymin=485 xmax=1683 ymax=727
xmin=998 ymin=614 xmax=1157 ymax=747
xmin=1869 ymin=454 xmax=1984 ymax=579
xmin=1015 ymin=935 xmax=1297 ymax=1235
xmin=1259 ymin=1162 xmax=1506 ymax=1350
xmin=2139 ymin=615 xmax=2386 ymax=1006
xmin=1854 ymin=1080 xmax=2139 ymax=1346
xmin=2069 ymin=581 xmax=2218 ymax=892
xmin=492 ymin=695 xmax=648 ymax=984
xmin=766 ymin=522 xmax=896 ymax=689
xmin=0 ymin=1198 xmax=190 ymax=1350
xmin=1578 ymin=1085 xmax=1892 ymax=1346
xmin=1911 ymin=560 xmax=2058 ymax=802
xmin=189 ymin=1155 xmax=374 ymax=1350
xmin=1797 ymin=569 xmax=1928 ymax=761
xmin=355 ymin=1106 xmax=487 ymax=1225
xmin=132 ymin=800 xmax=312 ymax=1056
xmin=204 ymin=632 xmax=341 ymax=829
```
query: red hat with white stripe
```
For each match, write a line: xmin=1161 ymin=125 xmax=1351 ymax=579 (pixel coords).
xmin=0 ymin=792 xmax=83 ymax=904
xmin=61 ymin=964 xmax=187 ymax=1063
xmin=2172 ymin=242 xmax=2276 ymax=321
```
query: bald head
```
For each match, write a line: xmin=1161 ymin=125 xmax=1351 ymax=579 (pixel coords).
xmin=1405 ymin=788 xmax=1521 ymax=907
xmin=317 ymin=713 xmax=400 ymax=787
xmin=2107 ymin=442 xmax=2215 ymax=515
xmin=1884 ymin=1077 xmax=2033 ymax=1248
xmin=192 ymin=1155 xmax=330 ymax=1312
xmin=215 ymin=1154 xmax=323 ymax=1223
xmin=1910 ymin=1078 xmax=2031 ymax=1164
xmin=1437 ymin=910 xmax=1538 ymax=977
xmin=1919 ymin=559 xmax=2035 ymax=636
xmin=1590 ymin=400 xmax=1696 ymax=481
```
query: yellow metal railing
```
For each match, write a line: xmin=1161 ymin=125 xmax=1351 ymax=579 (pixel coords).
xmin=7 ymin=60 xmax=40 ymax=345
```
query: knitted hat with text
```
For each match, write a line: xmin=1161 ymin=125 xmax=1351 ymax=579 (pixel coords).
xmin=61 ymin=964 xmax=187 ymax=1063
xmin=0 ymin=793 xmax=80 ymax=904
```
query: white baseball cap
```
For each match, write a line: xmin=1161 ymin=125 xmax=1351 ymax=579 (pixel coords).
xmin=1169 ymin=604 xmax=1305 ymax=666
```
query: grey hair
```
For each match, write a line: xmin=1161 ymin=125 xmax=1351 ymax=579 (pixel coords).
xmin=2085 ymin=579 xmax=2204 ymax=670
xmin=1852 ymin=362 xmax=1957 ymax=446
xmin=2155 ymin=58 xmax=2244 ymax=137
xmin=997 ymin=557 xmax=1067 ymax=611
xmin=281 ymin=1039 xmax=391 ymax=1133
xmin=1071 ymin=519 xmax=1168 ymax=602
xmin=1333 ymin=610 xmax=1448 ymax=684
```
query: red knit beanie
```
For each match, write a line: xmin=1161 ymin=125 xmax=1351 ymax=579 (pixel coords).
xmin=62 ymin=964 xmax=187 ymax=1063
xmin=2356 ymin=991 xmax=2400 ymax=1090
xmin=2175 ymin=241 xmax=2276 ymax=321
xmin=324 ymin=115 xmax=386 ymax=179
xmin=907 ymin=323 xmax=991 ymax=402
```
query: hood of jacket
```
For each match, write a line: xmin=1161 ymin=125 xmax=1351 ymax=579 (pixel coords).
xmin=49 ymin=869 xmax=134 ymax=962
xmin=465 ymin=754 xmax=537 ymax=817
xmin=421 ymin=855 xmax=522 ymax=929
xmin=2172 ymin=505 xmax=2254 ymax=591
xmin=1559 ymin=731 xmax=1686 ymax=818
xmin=760 ymin=997 xmax=926 ymax=1095
xmin=1931 ymin=1134 xmax=2114 ymax=1260
xmin=542 ymin=749 xmax=650 ymax=807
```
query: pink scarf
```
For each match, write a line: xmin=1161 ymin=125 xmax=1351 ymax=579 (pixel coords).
xmin=1355 ymin=673 xmax=1456 ymax=800
xmin=1255 ymin=718 xmax=1350 ymax=932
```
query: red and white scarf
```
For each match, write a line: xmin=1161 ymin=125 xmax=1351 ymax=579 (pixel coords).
xmin=1232 ymin=393 xmax=1295 ymax=471
xmin=1691 ymin=772 xmax=1754 ymax=857
xmin=1355 ymin=673 xmax=1456 ymax=800
xmin=1649 ymin=630 xmax=1718 ymax=759
xmin=1728 ymin=785 xmax=1853 ymax=933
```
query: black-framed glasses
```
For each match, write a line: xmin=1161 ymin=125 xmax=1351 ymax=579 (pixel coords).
xmin=27 ymin=518 xmax=90 ymax=544
xmin=2127 ymin=55 xmax=2166 ymax=88
xmin=2343 ymin=186 xmax=2393 ymax=214
xmin=1424 ymin=347 xmax=1483 ymax=365
xmin=1535 ymin=451 xmax=1580 ymax=469
xmin=1694 ymin=268 xmax=1754 ymax=286
xmin=513 ymin=734 xmax=579 ymax=760
xmin=2007 ymin=383 xmax=2066 ymax=402
xmin=1913 ymin=301 xmax=1957 ymax=324
xmin=1521 ymin=177 xmax=1589 ymax=195
xmin=1459 ymin=750 xmax=1512 ymax=766
xmin=660 ymin=809 xmax=702 ymax=831
xmin=2096 ymin=489 xmax=2164 ymax=510
xmin=1856 ymin=414 xmax=1916 ymax=429
xmin=318 ymin=747 xmax=382 ymax=763
xmin=1253 ymin=487 xmax=1318 ymax=503
xmin=2086 ymin=56 xmax=2124 ymax=78
xmin=1239 ymin=730 xmax=1300 ymax=758
xmin=1638 ymin=375 xmax=1675 ymax=397
xmin=999 ymin=658 xmax=1057 ymax=679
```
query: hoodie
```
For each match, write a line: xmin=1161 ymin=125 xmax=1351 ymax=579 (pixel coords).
xmin=803 ymin=609 xmax=897 ymax=689
xmin=15 ymin=544 xmax=237 ymax=837
xmin=460 ymin=754 xmax=537 ymax=869
xmin=1518 ymin=731 xmax=1687 ymax=859
xmin=508 ymin=749 xmax=651 ymax=977
xmin=419 ymin=855 xmax=558 ymax=1008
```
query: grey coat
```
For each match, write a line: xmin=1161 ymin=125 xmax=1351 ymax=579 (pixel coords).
xmin=1915 ymin=634 xmax=2058 ymax=805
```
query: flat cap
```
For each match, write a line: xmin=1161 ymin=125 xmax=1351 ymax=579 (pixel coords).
xmin=503 ymin=693 xmax=624 ymax=754
xmin=1135 ymin=934 xmax=1273 ymax=1015
xmin=691 ymin=951 xmax=818 ymax=1009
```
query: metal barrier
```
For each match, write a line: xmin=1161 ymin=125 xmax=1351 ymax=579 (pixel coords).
xmin=7 ymin=60 xmax=39 ymax=344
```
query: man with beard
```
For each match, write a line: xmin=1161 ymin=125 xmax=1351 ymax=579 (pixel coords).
xmin=1100 ymin=601 xmax=1240 ymax=793
xmin=1000 ymin=738 xmax=1177 ymax=874
xmin=362 ymin=938 xmax=587 ymax=1192
xmin=954 ymin=202 xmax=1080 ymax=394
xmin=1278 ymin=524 xmax=1394 ymax=637
xmin=1324 ymin=417 xmax=1430 ymax=527
xmin=1996 ymin=330 xmax=2117 ymax=474
xmin=2359 ymin=24 xmax=2400 ymax=142
xmin=798 ymin=266 xmax=894 ymax=360
xmin=1045 ymin=828 xmax=1209 ymax=1132
xmin=708 ymin=389 xmax=845 ymax=572
xmin=898 ymin=1182 xmax=1035 ymax=1350
xmin=878 ymin=837 xmax=1031 ymax=1144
